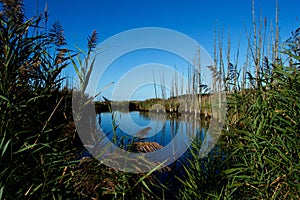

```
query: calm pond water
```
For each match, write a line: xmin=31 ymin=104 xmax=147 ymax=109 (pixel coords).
xmin=97 ymin=111 xmax=211 ymax=154
xmin=94 ymin=111 xmax=218 ymax=188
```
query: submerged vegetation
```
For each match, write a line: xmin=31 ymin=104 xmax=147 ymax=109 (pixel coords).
xmin=0 ymin=0 xmax=299 ymax=199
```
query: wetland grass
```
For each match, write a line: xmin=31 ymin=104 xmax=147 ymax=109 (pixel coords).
xmin=1 ymin=0 xmax=299 ymax=199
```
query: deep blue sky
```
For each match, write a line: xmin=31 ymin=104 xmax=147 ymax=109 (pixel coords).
xmin=24 ymin=0 xmax=299 ymax=100
xmin=25 ymin=0 xmax=299 ymax=48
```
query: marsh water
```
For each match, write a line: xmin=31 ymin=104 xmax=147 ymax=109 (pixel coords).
xmin=97 ymin=111 xmax=212 ymax=157
xmin=95 ymin=111 xmax=216 ymax=189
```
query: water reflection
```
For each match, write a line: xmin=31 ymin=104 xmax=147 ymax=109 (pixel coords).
xmin=97 ymin=111 xmax=210 ymax=148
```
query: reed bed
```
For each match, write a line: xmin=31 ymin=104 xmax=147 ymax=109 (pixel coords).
xmin=0 ymin=0 xmax=299 ymax=199
xmin=0 ymin=1 xmax=161 ymax=199
xmin=177 ymin=0 xmax=300 ymax=199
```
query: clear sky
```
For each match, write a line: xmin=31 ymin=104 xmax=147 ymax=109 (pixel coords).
xmin=24 ymin=0 xmax=299 ymax=100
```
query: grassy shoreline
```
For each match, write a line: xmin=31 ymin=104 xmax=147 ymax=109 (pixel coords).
xmin=95 ymin=93 xmax=212 ymax=117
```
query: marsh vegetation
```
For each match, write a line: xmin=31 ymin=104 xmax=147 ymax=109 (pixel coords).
xmin=0 ymin=0 xmax=299 ymax=199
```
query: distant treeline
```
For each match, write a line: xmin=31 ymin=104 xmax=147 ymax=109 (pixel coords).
xmin=95 ymin=93 xmax=211 ymax=115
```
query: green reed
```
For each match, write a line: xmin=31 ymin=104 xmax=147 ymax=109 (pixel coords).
xmin=177 ymin=0 xmax=300 ymax=199
xmin=177 ymin=46 xmax=300 ymax=200
xmin=0 ymin=0 xmax=79 ymax=199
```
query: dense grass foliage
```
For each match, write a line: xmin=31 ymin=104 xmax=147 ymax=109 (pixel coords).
xmin=177 ymin=48 xmax=300 ymax=200
xmin=0 ymin=1 xmax=162 ymax=199
xmin=220 ymin=65 xmax=300 ymax=199
xmin=0 ymin=0 xmax=79 ymax=199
